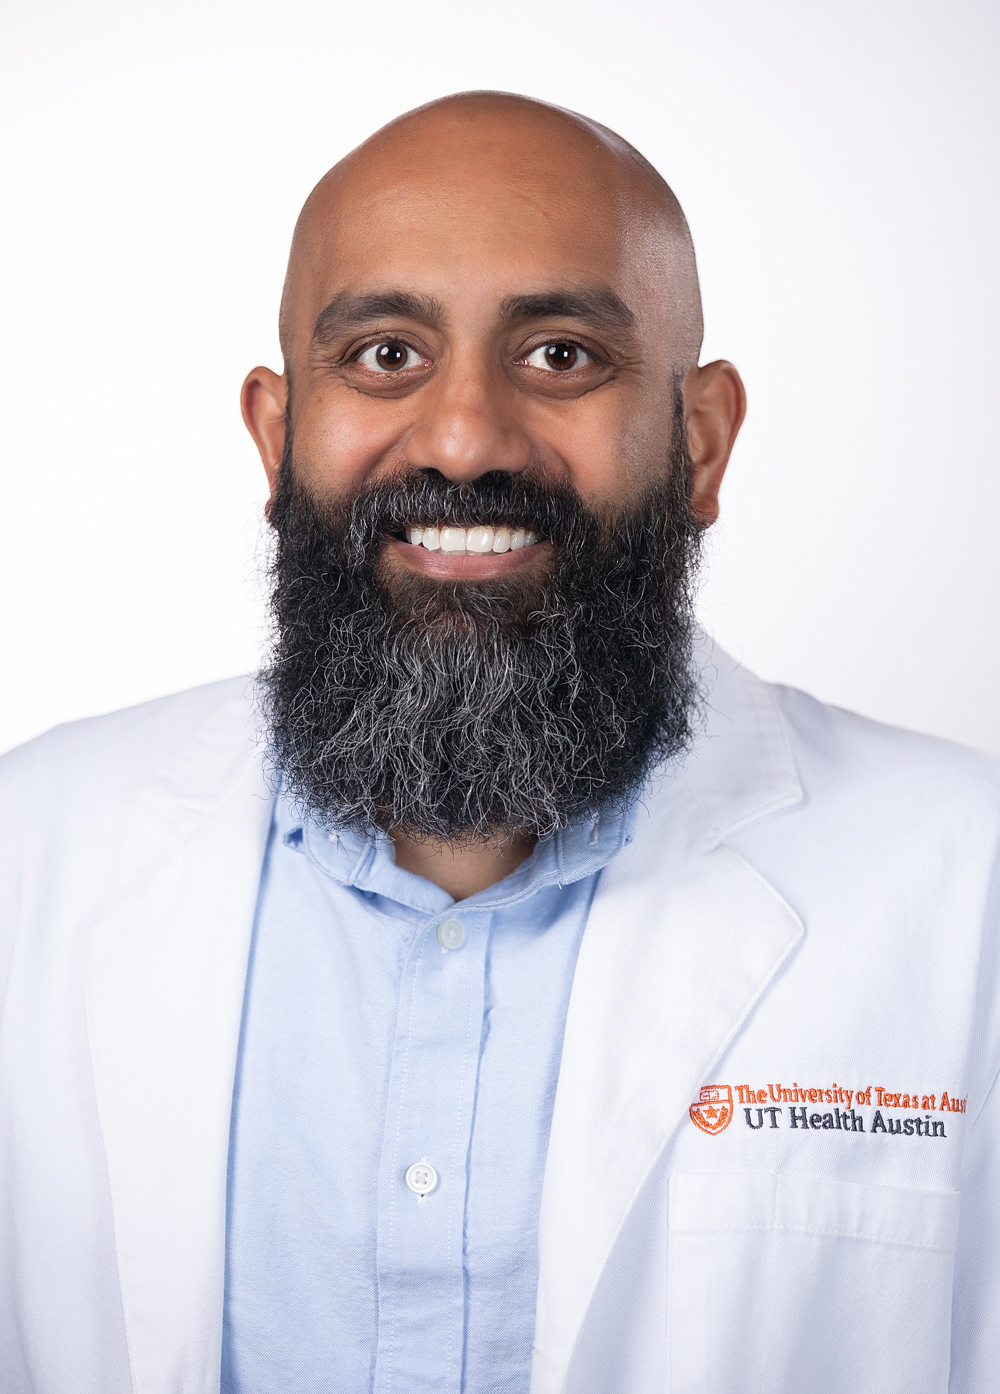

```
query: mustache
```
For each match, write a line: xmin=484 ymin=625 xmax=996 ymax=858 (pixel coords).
xmin=269 ymin=464 xmax=693 ymax=606
xmin=273 ymin=466 xmax=608 ymax=570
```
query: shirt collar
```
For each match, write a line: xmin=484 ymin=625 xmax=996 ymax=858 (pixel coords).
xmin=281 ymin=794 xmax=634 ymax=915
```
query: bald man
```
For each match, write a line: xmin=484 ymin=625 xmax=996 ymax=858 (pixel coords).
xmin=2 ymin=93 xmax=999 ymax=1394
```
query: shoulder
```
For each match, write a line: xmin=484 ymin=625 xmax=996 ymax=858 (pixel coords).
xmin=747 ymin=671 xmax=1000 ymax=890
xmin=0 ymin=676 xmax=257 ymax=818
xmin=771 ymin=680 xmax=1000 ymax=819
xmin=0 ymin=678 xmax=267 ymax=998
xmin=684 ymin=641 xmax=1000 ymax=854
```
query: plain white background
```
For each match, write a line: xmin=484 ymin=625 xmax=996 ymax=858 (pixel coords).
xmin=2 ymin=0 xmax=998 ymax=755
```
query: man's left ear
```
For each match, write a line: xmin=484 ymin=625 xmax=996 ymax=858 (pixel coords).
xmin=682 ymin=360 xmax=746 ymax=526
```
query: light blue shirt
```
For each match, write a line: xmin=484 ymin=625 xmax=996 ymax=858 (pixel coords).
xmin=221 ymin=791 xmax=632 ymax=1394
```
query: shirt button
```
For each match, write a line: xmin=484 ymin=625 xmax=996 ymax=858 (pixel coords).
xmin=437 ymin=917 xmax=465 ymax=951
xmin=404 ymin=1159 xmax=439 ymax=1196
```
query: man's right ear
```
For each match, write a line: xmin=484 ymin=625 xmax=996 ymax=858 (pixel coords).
xmin=241 ymin=367 xmax=288 ymax=506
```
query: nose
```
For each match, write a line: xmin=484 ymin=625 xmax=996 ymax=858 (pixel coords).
xmin=405 ymin=360 xmax=533 ymax=482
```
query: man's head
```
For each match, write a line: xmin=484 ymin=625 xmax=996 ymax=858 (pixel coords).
xmin=243 ymin=92 xmax=745 ymax=843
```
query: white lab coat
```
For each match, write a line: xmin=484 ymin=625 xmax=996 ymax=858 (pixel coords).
xmin=2 ymin=645 xmax=999 ymax=1394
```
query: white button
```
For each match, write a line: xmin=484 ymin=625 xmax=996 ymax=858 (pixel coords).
xmin=437 ymin=917 xmax=465 ymax=951
xmin=404 ymin=1159 xmax=438 ymax=1196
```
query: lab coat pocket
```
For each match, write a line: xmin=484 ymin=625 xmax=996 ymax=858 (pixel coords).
xmin=667 ymin=1170 xmax=959 ymax=1394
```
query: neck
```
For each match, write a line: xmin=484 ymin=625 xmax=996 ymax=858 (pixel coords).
xmin=389 ymin=828 xmax=537 ymax=900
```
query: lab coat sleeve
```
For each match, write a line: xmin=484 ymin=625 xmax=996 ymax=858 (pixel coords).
xmin=949 ymin=858 xmax=1000 ymax=1391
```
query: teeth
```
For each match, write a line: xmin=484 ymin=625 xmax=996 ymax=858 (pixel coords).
xmin=404 ymin=524 xmax=538 ymax=555
xmin=465 ymin=526 xmax=494 ymax=554
xmin=439 ymin=526 xmax=467 ymax=554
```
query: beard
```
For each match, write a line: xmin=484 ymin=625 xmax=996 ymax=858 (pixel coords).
xmin=260 ymin=401 xmax=704 ymax=846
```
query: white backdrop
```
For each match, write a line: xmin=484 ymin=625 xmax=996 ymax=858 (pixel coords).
xmin=2 ymin=0 xmax=998 ymax=755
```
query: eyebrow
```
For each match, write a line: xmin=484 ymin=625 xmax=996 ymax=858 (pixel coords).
xmin=499 ymin=287 xmax=637 ymax=331
xmin=309 ymin=284 xmax=638 ymax=347
xmin=311 ymin=290 xmax=447 ymax=346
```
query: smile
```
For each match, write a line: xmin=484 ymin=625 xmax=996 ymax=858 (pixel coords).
xmin=404 ymin=525 xmax=540 ymax=555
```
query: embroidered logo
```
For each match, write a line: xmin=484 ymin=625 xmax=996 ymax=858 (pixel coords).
xmin=689 ymin=1084 xmax=734 ymax=1134
xmin=688 ymin=1079 xmax=967 ymax=1139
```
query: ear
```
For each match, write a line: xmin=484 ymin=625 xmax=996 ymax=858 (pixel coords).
xmin=681 ymin=361 xmax=746 ymax=527
xmin=241 ymin=367 xmax=288 ymax=504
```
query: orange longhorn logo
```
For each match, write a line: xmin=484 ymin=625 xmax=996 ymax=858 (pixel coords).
xmin=690 ymin=1084 xmax=734 ymax=1135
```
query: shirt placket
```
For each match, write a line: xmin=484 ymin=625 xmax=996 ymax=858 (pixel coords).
xmin=374 ymin=906 xmax=489 ymax=1394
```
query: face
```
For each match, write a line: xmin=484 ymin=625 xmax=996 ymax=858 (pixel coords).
xmin=245 ymin=103 xmax=746 ymax=843
xmin=243 ymin=107 xmax=745 ymax=592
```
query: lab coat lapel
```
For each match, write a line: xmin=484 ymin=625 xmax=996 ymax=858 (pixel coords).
xmin=85 ymin=690 xmax=274 ymax=1394
xmin=532 ymin=654 xmax=805 ymax=1394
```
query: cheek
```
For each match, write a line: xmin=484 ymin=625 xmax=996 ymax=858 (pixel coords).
xmin=289 ymin=383 xmax=411 ymax=493
xmin=535 ymin=396 xmax=665 ymax=509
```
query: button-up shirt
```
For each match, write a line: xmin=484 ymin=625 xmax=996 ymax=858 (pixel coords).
xmin=220 ymin=791 xmax=631 ymax=1394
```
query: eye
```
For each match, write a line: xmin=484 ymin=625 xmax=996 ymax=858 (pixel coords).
xmin=523 ymin=342 xmax=594 ymax=372
xmin=355 ymin=341 xmax=426 ymax=372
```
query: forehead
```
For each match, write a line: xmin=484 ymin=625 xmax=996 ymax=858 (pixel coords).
xmin=290 ymin=125 xmax=670 ymax=331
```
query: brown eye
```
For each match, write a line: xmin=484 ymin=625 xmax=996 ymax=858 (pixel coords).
xmin=356 ymin=341 xmax=422 ymax=372
xmin=376 ymin=342 xmax=409 ymax=370
xmin=545 ymin=343 xmax=578 ymax=370
xmin=524 ymin=342 xmax=594 ymax=372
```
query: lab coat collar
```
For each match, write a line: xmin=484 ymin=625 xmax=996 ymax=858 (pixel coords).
xmin=85 ymin=682 xmax=274 ymax=1394
xmin=532 ymin=644 xmax=806 ymax=1394
xmin=682 ymin=632 xmax=803 ymax=836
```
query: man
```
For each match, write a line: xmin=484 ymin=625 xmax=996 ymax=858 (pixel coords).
xmin=1 ymin=91 xmax=998 ymax=1394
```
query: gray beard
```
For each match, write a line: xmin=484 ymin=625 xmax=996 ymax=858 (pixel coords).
xmin=260 ymin=407 xmax=703 ymax=845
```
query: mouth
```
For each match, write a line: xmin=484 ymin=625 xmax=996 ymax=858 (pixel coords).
xmin=386 ymin=522 xmax=550 ymax=579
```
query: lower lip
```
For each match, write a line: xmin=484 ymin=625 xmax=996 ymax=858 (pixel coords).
xmin=385 ymin=535 xmax=553 ymax=579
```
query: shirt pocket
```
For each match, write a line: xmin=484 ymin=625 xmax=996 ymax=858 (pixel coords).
xmin=666 ymin=1170 xmax=959 ymax=1394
